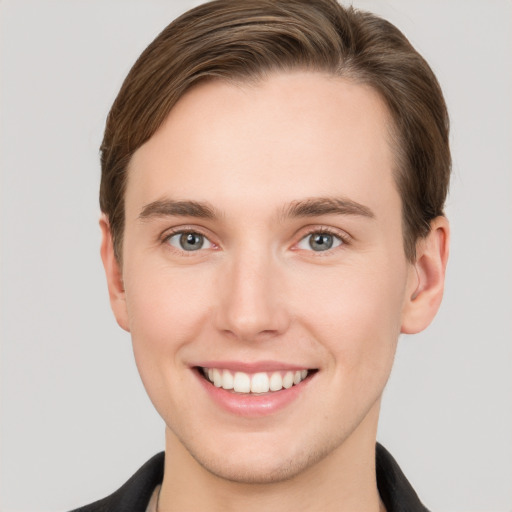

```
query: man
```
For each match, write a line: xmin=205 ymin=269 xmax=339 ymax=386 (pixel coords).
xmin=73 ymin=0 xmax=450 ymax=510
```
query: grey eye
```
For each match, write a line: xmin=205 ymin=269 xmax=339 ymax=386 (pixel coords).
xmin=167 ymin=232 xmax=212 ymax=251
xmin=297 ymin=232 xmax=343 ymax=252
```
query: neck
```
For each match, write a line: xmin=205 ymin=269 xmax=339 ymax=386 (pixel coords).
xmin=158 ymin=405 xmax=384 ymax=512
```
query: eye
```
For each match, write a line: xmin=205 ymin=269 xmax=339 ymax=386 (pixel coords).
xmin=296 ymin=231 xmax=344 ymax=252
xmin=166 ymin=231 xmax=213 ymax=252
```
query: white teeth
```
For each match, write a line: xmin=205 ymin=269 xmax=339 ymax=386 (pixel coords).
xmin=269 ymin=372 xmax=283 ymax=391
xmin=213 ymin=369 xmax=222 ymax=387
xmin=282 ymin=371 xmax=294 ymax=389
xmin=203 ymin=367 xmax=310 ymax=394
xmin=251 ymin=372 xmax=270 ymax=393
xmin=233 ymin=372 xmax=251 ymax=393
xmin=222 ymin=369 xmax=234 ymax=390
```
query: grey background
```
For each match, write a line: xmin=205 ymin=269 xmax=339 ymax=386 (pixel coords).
xmin=1 ymin=0 xmax=511 ymax=510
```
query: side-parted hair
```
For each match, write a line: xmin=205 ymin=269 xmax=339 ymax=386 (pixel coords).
xmin=100 ymin=0 xmax=450 ymax=261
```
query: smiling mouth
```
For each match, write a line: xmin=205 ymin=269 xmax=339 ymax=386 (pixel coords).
xmin=197 ymin=367 xmax=316 ymax=394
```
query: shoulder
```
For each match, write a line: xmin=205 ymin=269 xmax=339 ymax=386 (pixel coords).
xmin=69 ymin=452 xmax=164 ymax=512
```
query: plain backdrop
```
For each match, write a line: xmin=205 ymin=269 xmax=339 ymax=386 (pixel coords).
xmin=1 ymin=1 xmax=511 ymax=511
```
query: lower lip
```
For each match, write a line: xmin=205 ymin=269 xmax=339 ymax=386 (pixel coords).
xmin=195 ymin=370 xmax=313 ymax=417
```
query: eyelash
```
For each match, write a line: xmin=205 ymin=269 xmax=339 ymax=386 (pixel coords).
xmin=161 ymin=226 xmax=350 ymax=254
xmin=162 ymin=227 xmax=216 ymax=255
xmin=295 ymin=227 xmax=350 ymax=253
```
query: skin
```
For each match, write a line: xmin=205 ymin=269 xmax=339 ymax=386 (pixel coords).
xmin=101 ymin=71 xmax=449 ymax=511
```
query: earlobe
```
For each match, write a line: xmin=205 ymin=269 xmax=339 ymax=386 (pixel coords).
xmin=99 ymin=215 xmax=130 ymax=332
xmin=401 ymin=216 xmax=450 ymax=334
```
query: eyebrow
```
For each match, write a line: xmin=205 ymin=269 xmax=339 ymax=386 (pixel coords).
xmin=138 ymin=196 xmax=375 ymax=222
xmin=138 ymin=199 xmax=218 ymax=220
xmin=282 ymin=197 xmax=375 ymax=220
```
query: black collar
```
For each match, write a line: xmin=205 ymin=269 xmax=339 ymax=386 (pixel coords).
xmin=376 ymin=443 xmax=430 ymax=511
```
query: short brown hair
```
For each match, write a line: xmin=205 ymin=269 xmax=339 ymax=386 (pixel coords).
xmin=100 ymin=0 xmax=450 ymax=261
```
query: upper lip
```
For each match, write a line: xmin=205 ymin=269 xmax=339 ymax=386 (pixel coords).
xmin=194 ymin=361 xmax=314 ymax=372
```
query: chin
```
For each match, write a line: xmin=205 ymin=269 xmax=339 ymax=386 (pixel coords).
xmin=194 ymin=450 xmax=317 ymax=484
xmin=182 ymin=432 xmax=339 ymax=485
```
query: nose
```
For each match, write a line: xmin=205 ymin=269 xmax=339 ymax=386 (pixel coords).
xmin=214 ymin=248 xmax=290 ymax=341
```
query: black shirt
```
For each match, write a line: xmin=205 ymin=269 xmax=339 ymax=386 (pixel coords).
xmin=70 ymin=444 xmax=429 ymax=511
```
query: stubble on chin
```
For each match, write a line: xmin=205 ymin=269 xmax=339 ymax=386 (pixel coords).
xmin=178 ymin=430 xmax=348 ymax=485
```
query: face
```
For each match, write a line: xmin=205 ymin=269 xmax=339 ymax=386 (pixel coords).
xmin=111 ymin=72 xmax=419 ymax=483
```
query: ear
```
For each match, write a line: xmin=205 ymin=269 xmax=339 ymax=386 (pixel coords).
xmin=401 ymin=216 xmax=450 ymax=334
xmin=99 ymin=215 xmax=130 ymax=332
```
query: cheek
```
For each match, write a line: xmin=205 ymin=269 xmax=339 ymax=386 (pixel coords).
xmin=122 ymin=261 xmax=216 ymax=421
xmin=295 ymin=258 xmax=407 ymax=373
xmin=123 ymin=261 xmax=212 ymax=363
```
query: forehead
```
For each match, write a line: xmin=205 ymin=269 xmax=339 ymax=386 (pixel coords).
xmin=126 ymin=71 xmax=398 ymax=220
